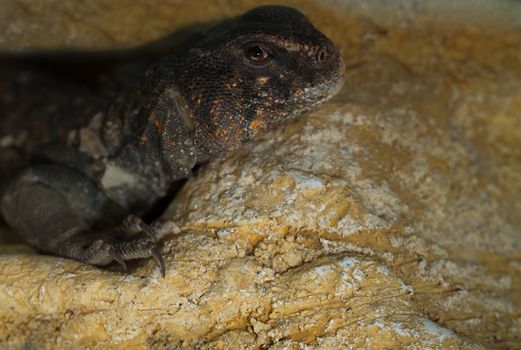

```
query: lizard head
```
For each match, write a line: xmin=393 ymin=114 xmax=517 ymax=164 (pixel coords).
xmin=172 ymin=5 xmax=345 ymax=154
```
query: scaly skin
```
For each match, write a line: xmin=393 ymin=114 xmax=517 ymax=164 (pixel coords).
xmin=0 ymin=6 xmax=345 ymax=276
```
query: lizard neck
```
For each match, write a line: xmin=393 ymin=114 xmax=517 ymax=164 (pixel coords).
xmin=104 ymin=77 xmax=203 ymax=179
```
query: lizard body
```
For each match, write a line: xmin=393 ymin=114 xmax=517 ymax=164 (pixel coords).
xmin=0 ymin=6 xmax=345 ymax=276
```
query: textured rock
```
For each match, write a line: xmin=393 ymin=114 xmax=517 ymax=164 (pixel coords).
xmin=1 ymin=0 xmax=521 ymax=349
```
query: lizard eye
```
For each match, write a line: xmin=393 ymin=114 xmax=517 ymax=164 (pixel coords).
xmin=243 ymin=44 xmax=272 ymax=65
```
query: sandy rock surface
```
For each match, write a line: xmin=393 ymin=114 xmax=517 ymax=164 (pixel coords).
xmin=1 ymin=0 xmax=520 ymax=349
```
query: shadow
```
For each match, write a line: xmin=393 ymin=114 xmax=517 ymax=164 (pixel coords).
xmin=0 ymin=18 xmax=234 ymax=241
xmin=0 ymin=18 xmax=228 ymax=86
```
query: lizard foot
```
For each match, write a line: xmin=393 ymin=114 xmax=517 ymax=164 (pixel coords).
xmin=80 ymin=216 xmax=180 ymax=277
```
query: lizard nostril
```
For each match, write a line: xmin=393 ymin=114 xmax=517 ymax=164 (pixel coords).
xmin=316 ymin=48 xmax=328 ymax=63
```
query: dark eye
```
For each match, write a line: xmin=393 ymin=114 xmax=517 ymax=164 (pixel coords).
xmin=244 ymin=45 xmax=272 ymax=65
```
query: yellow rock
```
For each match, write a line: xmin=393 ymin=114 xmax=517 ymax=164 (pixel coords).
xmin=1 ymin=0 xmax=520 ymax=349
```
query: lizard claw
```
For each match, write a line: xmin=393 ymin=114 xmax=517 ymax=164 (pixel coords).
xmin=123 ymin=215 xmax=178 ymax=242
xmin=140 ymin=222 xmax=160 ymax=243
xmin=108 ymin=248 xmax=129 ymax=274
xmin=150 ymin=246 xmax=166 ymax=278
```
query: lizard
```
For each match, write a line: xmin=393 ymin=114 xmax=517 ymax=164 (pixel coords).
xmin=0 ymin=5 xmax=345 ymax=277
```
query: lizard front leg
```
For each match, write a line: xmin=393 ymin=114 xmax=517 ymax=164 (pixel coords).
xmin=1 ymin=164 xmax=176 ymax=276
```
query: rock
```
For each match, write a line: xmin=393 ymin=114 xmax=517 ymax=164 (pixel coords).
xmin=1 ymin=1 xmax=521 ymax=349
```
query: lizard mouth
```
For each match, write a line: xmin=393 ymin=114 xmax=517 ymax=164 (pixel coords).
xmin=274 ymin=73 xmax=345 ymax=127
xmin=291 ymin=74 xmax=345 ymax=111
